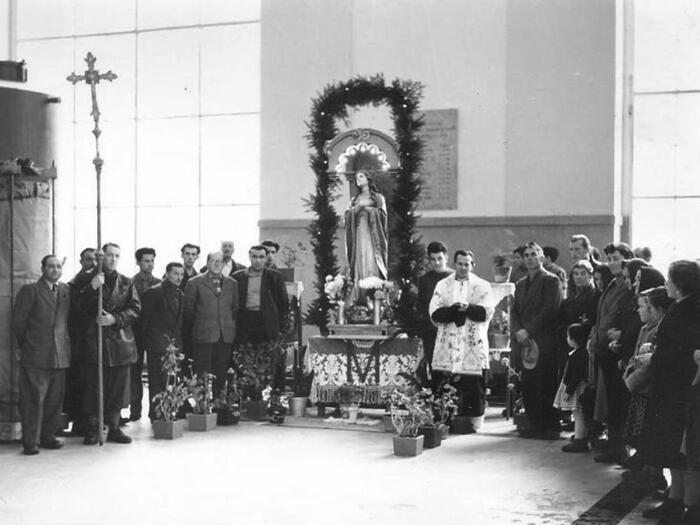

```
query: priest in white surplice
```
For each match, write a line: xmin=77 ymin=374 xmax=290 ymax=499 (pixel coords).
xmin=429 ymin=249 xmax=495 ymax=433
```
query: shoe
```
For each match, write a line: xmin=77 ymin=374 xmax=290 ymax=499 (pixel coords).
xmin=642 ymin=499 xmax=685 ymax=520
xmin=562 ymin=439 xmax=589 ymax=453
xmin=106 ymin=426 xmax=132 ymax=444
xmin=22 ymin=445 xmax=39 ymax=455
xmin=39 ymin=438 xmax=64 ymax=450
xmin=83 ymin=428 xmax=99 ymax=445
xmin=119 ymin=417 xmax=129 ymax=427
xmin=129 ymin=413 xmax=141 ymax=422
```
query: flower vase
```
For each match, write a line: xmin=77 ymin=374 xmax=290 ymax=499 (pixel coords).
xmin=373 ymin=296 xmax=381 ymax=325
xmin=337 ymin=302 xmax=346 ymax=325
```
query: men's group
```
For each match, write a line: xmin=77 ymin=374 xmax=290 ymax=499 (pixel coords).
xmin=12 ymin=240 xmax=288 ymax=455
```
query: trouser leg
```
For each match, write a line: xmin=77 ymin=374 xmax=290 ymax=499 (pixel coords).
xmin=211 ymin=338 xmax=232 ymax=399
xmin=129 ymin=340 xmax=145 ymax=417
xmin=19 ymin=367 xmax=45 ymax=449
xmin=455 ymin=373 xmax=486 ymax=417
xmin=40 ymin=369 xmax=65 ymax=443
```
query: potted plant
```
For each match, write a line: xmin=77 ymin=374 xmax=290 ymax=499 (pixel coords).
xmin=489 ymin=310 xmax=511 ymax=349
xmin=388 ymin=389 xmax=432 ymax=457
xmin=289 ymin=359 xmax=314 ymax=417
xmin=429 ymin=382 xmax=459 ymax=440
xmin=324 ymin=273 xmax=353 ymax=324
xmin=278 ymin=242 xmax=307 ymax=282
xmin=185 ymin=372 xmax=217 ymax=431
xmin=233 ymin=342 xmax=280 ymax=421
xmin=214 ymin=368 xmax=240 ymax=426
xmin=264 ymin=387 xmax=288 ymax=425
xmin=415 ymin=388 xmax=442 ymax=449
xmin=335 ymin=383 xmax=364 ymax=423
xmin=491 ymin=252 xmax=512 ymax=283
xmin=151 ymin=339 xmax=189 ymax=439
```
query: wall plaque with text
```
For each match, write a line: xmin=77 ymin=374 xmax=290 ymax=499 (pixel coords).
xmin=417 ymin=109 xmax=458 ymax=210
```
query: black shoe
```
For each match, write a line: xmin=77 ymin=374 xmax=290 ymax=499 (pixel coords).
xmin=83 ymin=430 xmax=99 ymax=445
xmin=562 ymin=439 xmax=589 ymax=453
xmin=39 ymin=438 xmax=64 ymax=450
xmin=119 ymin=417 xmax=129 ymax=427
xmin=129 ymin=413 xmax=141 ymax=422
xmin=22 ymin=445 xmax=39 ymax=455
xmin=106 ymin=426 xmax=132 ymax=444
xmin=642 ymin=499 xmax=685 ymax=520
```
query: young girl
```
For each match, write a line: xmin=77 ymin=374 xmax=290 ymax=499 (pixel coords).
xmin=554 ymin=323 xmax=590 ymax=452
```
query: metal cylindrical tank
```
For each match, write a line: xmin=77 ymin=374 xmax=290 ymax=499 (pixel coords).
xmin=0 ymin=85 xmax=57 ymax=440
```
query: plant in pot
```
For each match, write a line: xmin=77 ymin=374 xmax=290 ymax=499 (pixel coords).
xmin=491 ymin=252 xmax=512 ymax=283
xmin=151 ymin=339 xmax=189 ymax=439
xmin=335 ymin=383 xmax=364 ymax=423
xmin=428 ymin=382 xmax=459 ymax=441
xmin=185 ymin=372 xmax=217 ymax=431
xmin=289 ymin=359 xmax=314 ymax=417
xmin=233 ymin=342 xmax=280 ymax=421
xmin=489 ymin=309 xmax=511 ymax=349
xmin=388 ymin=388 xmax=432 ymax=457
xmin=213 ymin=368 xmax=240 ymax=426
xmin=263 ymin=386 xmax=288 ymax=425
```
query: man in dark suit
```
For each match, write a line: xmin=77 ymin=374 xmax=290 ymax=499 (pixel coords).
xmin=141 ymin=262 xmax=184 ymax=421
xmin=233 ymin=245 xmax=289 ymax=389
xmin=179 ymin=243 xmax=200 ymax=292
xmin=13 ymin=255 xmax=71 ymax=455
xmin=64 ymin=247 xmax=97 ymax=436
xmin=511 ymin=242 xmax=562 ymax=439
xmin=75 ymin=242 xmax=140 ymax=445
xmin=129 ymin=247 xmax=161 ymax=422
xmin=184 ymin=251 xmax=239 ymax=396
xmin=233 ymin=245 xmax=289 ymax=345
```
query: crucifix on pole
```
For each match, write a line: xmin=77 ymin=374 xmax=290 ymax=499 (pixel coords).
xmin=67 ymin=52 xmax=117 ymax=446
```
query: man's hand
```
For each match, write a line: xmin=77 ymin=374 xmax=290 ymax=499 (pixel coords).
xmin=91 ymin=273 xmax=105 ymax=290
xmin=97 ymin=312 xmax=116 ymax=326
xmin=515 ymin=329 xmax=529 ymax=343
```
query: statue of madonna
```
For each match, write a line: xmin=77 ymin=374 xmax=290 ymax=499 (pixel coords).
xmin=344 ymin=171 xmax=388 ymax=303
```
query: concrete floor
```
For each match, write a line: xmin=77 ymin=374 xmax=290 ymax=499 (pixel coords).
xmin=0 ymin=408 xmax=663 ymax=525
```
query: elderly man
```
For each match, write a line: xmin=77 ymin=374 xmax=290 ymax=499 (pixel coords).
xmin=13 ymin=255 xmax=71 ymax=455
xmin=201 ymin=241 xmax=245 ymax=277
xmin=141 ymin=262 xmax=184 ymax=421
xmin=75 ymin=242 xmax=140 ymax=445
xmin=511 ymin=242 xmax=562 ymax=439
xmin=129 ymin=247 xmax=161 ymax=422
xmin=429 ymin=250 xmax=495 ymax=433
xmin=184 ymin=251 xmax=239 ymax=395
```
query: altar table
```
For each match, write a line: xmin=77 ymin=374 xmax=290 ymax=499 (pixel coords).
xmin=308 ymin=336 xmax=421 ymax=404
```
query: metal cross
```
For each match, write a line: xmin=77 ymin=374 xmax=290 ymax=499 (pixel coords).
xmin=67 ymin=52 xmax=117 ymax=447
xmin=67 ymin=52 xmax=117 ymax=176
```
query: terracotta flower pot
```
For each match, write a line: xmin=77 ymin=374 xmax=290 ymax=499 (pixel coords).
xmin=439 ymin=423 xmax=449 ymax=440
xmin=152 ymin=419 xmax=186 ymax=440
xmin=492 ymin=333 xmax=510 ymax=349
xmin=393 ymin=435 xmax=424 ymax=457
xmin=418 ymin=425 xmax=442 ymax=449
xmin=186 ymin=413 xmax=217 ymax=431
xmin=289 ymin=396 xmax=308 ymax=417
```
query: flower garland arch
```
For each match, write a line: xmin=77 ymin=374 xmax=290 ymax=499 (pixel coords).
xmin=304 ymin=75 xmax=425 ymax=334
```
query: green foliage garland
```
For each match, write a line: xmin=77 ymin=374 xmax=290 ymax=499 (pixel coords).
xmin=304 ymin=75 xmax=425 ymax=334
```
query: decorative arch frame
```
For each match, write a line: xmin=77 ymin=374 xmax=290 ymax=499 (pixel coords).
xmin=304 ymin=75 xmax=425 ymax=334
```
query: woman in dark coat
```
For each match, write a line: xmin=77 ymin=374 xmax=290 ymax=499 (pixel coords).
xmin=642 ymin=260 xmax=700 ymax=523
xmin=557 ymin=260 xmax=598 ymax=375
